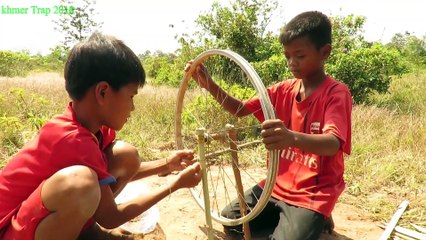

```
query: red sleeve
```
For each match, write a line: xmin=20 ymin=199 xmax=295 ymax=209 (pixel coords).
xmin=100 ymin=126 xmax=116 ymax=150
xmin=54 ymin=131 xmax=116 ymax=185
xmin=244 ymin=81 xmax=287 ymax=122
xmin=322 ymin=84 xmax=352 ymax=154
xmin=243 ymin=96 xmax=262 ymax=121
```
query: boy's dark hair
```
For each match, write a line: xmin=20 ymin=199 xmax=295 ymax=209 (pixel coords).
xmin=279 ymin=11 xmax=332 ymax=49
xmin=64 ymin=32 xmax=145 ymax=100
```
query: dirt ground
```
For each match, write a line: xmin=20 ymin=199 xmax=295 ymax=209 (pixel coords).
xmin=138 ymin=173 xmax=383 ymax=240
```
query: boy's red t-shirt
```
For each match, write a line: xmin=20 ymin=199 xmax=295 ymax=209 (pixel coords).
xmin=244 ymin=76 xmax=352 ymax=217
xmin=0 ymin=103 xmax=116 ymax=230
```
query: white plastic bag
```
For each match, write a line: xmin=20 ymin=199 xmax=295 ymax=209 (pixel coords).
xmin=115 ymin=180 xmax=160 ymax=234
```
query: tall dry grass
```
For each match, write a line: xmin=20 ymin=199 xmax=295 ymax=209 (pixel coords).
xmin=343 ymin=72 xmax=426 ymax=224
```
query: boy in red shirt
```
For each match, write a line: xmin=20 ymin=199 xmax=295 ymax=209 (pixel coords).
xmin=186 ymin=11 xmax=352 ymax=240
xmin=0 ymin=32 xmax=202 ymax=240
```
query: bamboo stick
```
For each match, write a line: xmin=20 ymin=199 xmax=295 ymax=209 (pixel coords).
xmin=379 ymin=200 xmax=410 ymax=240
xmin=379 ymin=222 xmax=426 ymax=240
xmin=197 ymin=128 xmax=214 ymax=240
xmin=411 ymin=224 xmax=426 ymax=234
xmin=227 ymin=124 xmax=251 ymax=240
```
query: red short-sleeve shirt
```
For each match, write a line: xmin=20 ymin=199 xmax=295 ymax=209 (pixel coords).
xmin=0 ymin=103 xmax=116 ymax=229
xmin=244 ymin=76 xmax=352 ymax=217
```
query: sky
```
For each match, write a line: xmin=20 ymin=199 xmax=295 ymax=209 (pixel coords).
xmin=0 ymin=0 xmax=425 ymax=55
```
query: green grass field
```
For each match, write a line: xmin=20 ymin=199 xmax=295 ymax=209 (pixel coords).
xmin=0 ymin=71 xmax=425 ymax=228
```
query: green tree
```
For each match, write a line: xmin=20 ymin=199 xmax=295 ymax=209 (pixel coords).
xmin=387 ymin=32 xmax=426 ymax=65
xmin=175 ymin=0 xmax=282 ymax=85
xmin=330 ymin=14 xmax=366 ymax=52
xmin=53 ymin=0 xmax=103 ymax=50
xmin=195 ymin=0 xmax=279 ymax=62
xmin=0 ymin=50 xmax=34 ymax=77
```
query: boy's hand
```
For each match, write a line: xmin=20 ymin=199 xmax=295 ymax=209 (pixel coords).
xmin=184 ymin=60 xmax=211 ymax=89
xmin=175 ymin=162 xmax=202 ymax=188
xmin=261 ymin=119 xmax=294 ymax=150
xmin=166 ymin=150 xmax=194 ymax=172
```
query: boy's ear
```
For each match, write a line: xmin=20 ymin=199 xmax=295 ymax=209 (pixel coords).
xmin=321 ymin=43 xmax=332 ymax=60
xmin=95 ymin=81 xmax=109 ymax=103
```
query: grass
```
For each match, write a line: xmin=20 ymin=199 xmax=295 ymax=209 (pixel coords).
xmin=343 ymin=71 xmax=426 ymax=226
xmin=0 ymin=71 xmax=425 ymax=228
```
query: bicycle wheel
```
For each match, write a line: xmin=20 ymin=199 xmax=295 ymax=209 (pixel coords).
xmin=175 ymin=49 xmax=279 ymax=226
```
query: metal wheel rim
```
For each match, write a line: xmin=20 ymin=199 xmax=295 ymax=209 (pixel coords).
xmin=175 ymin=49 xmax=279 ymax=226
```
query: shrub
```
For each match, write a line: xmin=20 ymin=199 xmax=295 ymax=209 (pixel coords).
xmin=143 ymin=54 xmax=184 ymax=87
xmin=251 ymin=54 xmax=290 ymax=86
xmin=0 ymin=51 xmax=34 ymax=77
xmin=327 ymin=44 xmax=408 ymax=103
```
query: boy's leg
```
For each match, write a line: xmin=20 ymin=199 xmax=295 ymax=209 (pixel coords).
xmin=270 ymin=201 xmax=325 ymax=240
xmin=323 ymin=215 xmax=334 ymax=234
xmin=1 ymin=165 xmax=101 ymax=240
xmin=104 ymin=140 xmax=140 ymax=197
xmin=221 ymin=185 xmax=280 ymax=235
xmin=77 ymin=141 xmax=140 ymax=239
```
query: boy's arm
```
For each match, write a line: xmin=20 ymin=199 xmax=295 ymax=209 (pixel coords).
xmin=185 ymin=61 xmax=252 ymax=118
xmin=94 ymin=162 xmax=201 ymax=229
xmin=131 ymin=150 xmax=195 ymax=180
xmin=261 ymin=119 xmax=340 ymax=156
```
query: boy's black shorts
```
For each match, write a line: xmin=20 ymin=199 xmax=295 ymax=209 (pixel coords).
xmin=221 ymin=185 xmax=325 ymax=240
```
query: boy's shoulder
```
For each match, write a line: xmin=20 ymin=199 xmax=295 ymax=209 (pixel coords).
xmin=325 ymin=76 xmax=351 ymax=95
xmin=33 ymin=116 xmax=96 ymax=156
xmin=269 ymin=78 xmax=299 ymax=91
xmin=37 ymin=105 xmax=101 ymax=148
xmin=41 ymin=106 xmax=115 ymax=150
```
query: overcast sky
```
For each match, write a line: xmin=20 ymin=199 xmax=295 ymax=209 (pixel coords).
xmin=0 ymin=0 xmax=424 ymax=55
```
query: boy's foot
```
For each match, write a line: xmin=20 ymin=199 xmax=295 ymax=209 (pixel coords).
xmin=79 ymin=223 xmax=135 ymax=240
xmin=323 ymin=215 xmax=334 ymax=234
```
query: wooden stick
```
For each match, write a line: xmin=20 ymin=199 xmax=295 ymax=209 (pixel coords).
xmin=204 ymin=132 xmax=227 ymax=143
xmin=197 ymin=128 xmax=214 ymax=240
xmin=379 ymin=200 xmax=410 ymax=240
xmin=227 ymin=124 xmax=251 ymax=240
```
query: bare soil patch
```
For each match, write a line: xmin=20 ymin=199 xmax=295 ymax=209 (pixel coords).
xmin=142 ymin=172 xmax=383 ymax=240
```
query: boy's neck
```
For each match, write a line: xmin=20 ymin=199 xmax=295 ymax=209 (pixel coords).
xmin=71 ymin=101 xmax=101 ymax=134
xmin=298 ymin=71 xmax=327 ymax=101
xmin=301 ymin=71 xmax=327 ymax=89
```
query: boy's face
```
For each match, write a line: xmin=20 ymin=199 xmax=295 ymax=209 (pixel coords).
xmin=283 ymin=36 xmax=330 ymax=80
xmin=99 ymin=82 xmax=139 ymax=131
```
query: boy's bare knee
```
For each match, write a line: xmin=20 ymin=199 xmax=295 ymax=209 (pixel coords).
xmin=42 ymin=165 xmax=101 ymax=217
xmin=108 ymin=141 xmax=140 ymax=176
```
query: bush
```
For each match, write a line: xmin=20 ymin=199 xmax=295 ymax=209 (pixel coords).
xmin=252 ymin=54 xmax=290 ymax=86
xmin=327 ymin=44 xmax=408 ymax=103
xmin=0 ymin=51 xmax=34 ymax=77
xmin=34 ymin=46 xmax=68 ymax=72
xmin=143 ymin=54 xmax=184 ymax=87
